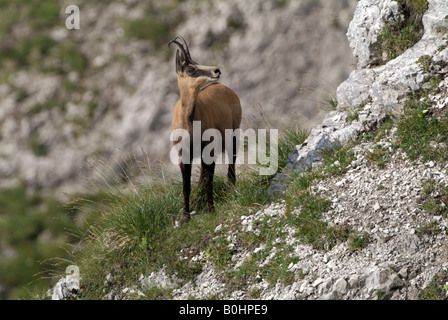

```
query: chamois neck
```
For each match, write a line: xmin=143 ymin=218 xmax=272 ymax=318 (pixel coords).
xmin=179 ymin=82 xmax=200 ymax=127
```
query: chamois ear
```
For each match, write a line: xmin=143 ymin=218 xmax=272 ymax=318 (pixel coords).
xmin=175 ymin=49 xmax=184 ymax=74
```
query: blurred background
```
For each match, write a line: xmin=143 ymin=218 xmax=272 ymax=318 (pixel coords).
xmin=0 ymin=0 xmax=357 ymax=299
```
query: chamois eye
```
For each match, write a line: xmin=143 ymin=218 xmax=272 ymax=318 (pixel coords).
xmin=187 ymin=67 xmax=196 ymax=75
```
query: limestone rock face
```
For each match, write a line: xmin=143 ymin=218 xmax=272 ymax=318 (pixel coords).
xmin=270 ymin=0 xmax=448 ymax=195
xmin=347 ymin=0 xmax=400 ymax=68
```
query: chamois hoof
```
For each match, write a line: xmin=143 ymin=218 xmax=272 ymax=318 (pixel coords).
xmin=180 ymin=215 xmax=190 ymax=225
xmin=179 ymin=208 xmax=191 ymax=224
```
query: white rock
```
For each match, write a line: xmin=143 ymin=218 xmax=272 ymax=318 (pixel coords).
xmin=333 ymin=278 xmax=349 ymax=295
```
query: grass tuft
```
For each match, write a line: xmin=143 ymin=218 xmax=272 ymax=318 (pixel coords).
xmin=377 ymin=0 xmax=428 ymax=63
xmin=396 ymin=96 xmax=448 ymax=162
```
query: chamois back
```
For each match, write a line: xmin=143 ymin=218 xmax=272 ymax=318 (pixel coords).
xmin=172 ymin=83 xmax=241 ymax=135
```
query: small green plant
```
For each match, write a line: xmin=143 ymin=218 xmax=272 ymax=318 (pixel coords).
xmin=248 ymin=287 xmax=263 ymax=299
xmin=417 ymin=55 xmax=433 ymax=72
xmin=376 ymin=289 xmax=385 ymax=299
xmin=348 ymin=231 xmax=369 ymax=251
xmin=366 ymin=145 xmax=391 ymax=169
xmin=50 ymin=40 xmax=88 ymax=75
xmin=359 ymin=118 xmax=394 ymax=143
xmin=327 ymin=97 xmax=338 ymax=111
xmin=228 ymin=207 xmax=300 ymax=288
xmin=416 ymin=221 xmax=441 ymax=236
xmin=263 ymin=254 xmax=297 ymax=286
xmin=325 ymin=224 xmax=352 ymax=249
xmin=347 ymin=104 xmax=365 ymax=123
xmin=422 ymin=179 xmax=437 ymax=195
xmin=420 ymin=179 xmax=448 ymax=217
xmin=279 ymin=139 xmax=365 ymax=250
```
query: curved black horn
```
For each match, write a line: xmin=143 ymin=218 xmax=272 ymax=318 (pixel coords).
xmin=168 ymin=39 xmax=190 ymax=63
xmin=173 ymin=35 xmax=192 ymax=60
xmin=169 ymin=35 xmax=197 ymax=64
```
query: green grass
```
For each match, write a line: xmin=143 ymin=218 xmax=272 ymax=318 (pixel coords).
xmin=376 ymin=289 xmax=386 ymax=299
xmin=72 ymin=180 xmax=184 ymax=299
xmin=420 ymin=179 xmax=448 ymax=217
xmin=277 ymin=117 xmax=411 ymax=253
xmin=366 ymin=145 xmax=391 ymax=169
xmin=418 ymin=270 xmax=448 ymax=300
xmin=417 ymin=55 xmax=433 ymax=72
xmin=416 ymin=220 xmax=441 ymax=236
xmin=326 ymin=97 xmax=338 ymax=111
xmin=347 ymin=104 xmax=365 ymax=123
xmin=279 ymin=142 xmax=361 ymax=251
xmin=348 ymin=231 xmax=369 ymax=251
xmin=276 ymin=126 xmax=310 ymax=174
xmin=396 ymin=95 xmax=448 ymax=162
xmin=224 ymin=209 xmax=300 ymax=290
xmin=321 ymin=145 xmax=356 ymax=177
xmin=63 ymin=149 xmax=275 ymax=299
xmin=36 ymin=124 xmax=308 ymax=299
xmin=0 ymin=0 xmax=60 ymax=34
xmin=377 ymin=0 xmax=429 ymax=63
xmin=286 ymin=191 xmax=334 ymax=250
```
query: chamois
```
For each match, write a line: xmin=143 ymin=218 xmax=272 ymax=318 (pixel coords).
xmin=169 ymin=35 xmax=242 ymax=223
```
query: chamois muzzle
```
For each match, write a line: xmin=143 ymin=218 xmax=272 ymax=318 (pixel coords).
xmin=211 ymin=68 xmax=221 ymax=79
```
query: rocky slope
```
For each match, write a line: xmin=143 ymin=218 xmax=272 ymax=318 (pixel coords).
xmin=0 ymin=0 xmax=357 ymax=191
xmin=49 ymin=0 xmax=448 ymax=300
xmin=270 ymin=0 xmax=448 ymax=194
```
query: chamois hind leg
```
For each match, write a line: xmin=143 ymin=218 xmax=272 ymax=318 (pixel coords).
xmin=180 ymin=162 xmax=192 ymax=222
xmin=227 ymin=135 xmax=237 ymax=189
xmin=198 ymin=161 xmax=206 ymax=187
xmin=228 ymin=162 xmax=236 ymax=191
xmin=203 ymin=162 xmax=215 ymax=211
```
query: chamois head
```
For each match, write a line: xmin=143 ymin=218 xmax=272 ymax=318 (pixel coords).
xmin=169 ymin=35 xmax=221 ymax=89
